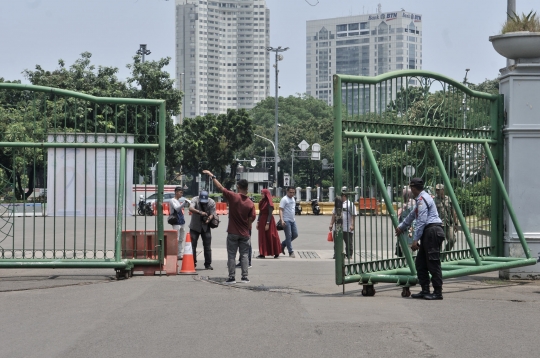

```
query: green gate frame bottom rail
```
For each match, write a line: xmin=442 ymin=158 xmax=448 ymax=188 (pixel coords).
xmin=0 ymin=83 xmax=166 ymax=275
xmin=332 ymin=71 xmax=536 ymax=291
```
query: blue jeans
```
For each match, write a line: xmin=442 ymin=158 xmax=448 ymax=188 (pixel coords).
xmin=281 ymin=220 xmax=298 ymax=254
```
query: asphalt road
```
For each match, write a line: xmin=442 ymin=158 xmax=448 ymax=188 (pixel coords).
xmin=0 ymin=215 xmax=539 ymax=357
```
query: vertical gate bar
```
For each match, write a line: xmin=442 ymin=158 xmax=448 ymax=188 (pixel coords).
xmin=333 ymin=75 xmax=344 ymax=284
xmin=430 ymin=140 xmax=481 ymax=265
xmin=104 ymin=108 xmax=108 ymax=254
xmin=157 ymin=103 xmax=166 ymax=265
xmin=31 ymin=93 xmax=37 ymax=256
xmin=483 ymin=142 xmax=531 ymax=259
xmin=362 ymin=136 xmax=416 ymax=275
xmin=73 ymin=99 xmax=78 ymax=257
xmin=115 ymin=147 xmax=126 ymax=262
xmin=93 ymin=103 xmax=98 ymax=256
xmin=490 ymin=97 xmax=503 ymax=256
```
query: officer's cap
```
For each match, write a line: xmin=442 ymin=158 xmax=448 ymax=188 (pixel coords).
xmin=435 ymin=184 xmax=444 ymax=190
xmin=409 ymin=177 xmax=424 ymax=187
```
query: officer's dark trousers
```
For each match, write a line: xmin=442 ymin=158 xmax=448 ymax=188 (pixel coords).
xmin=415 ymin=224 xmax=445 ymax=288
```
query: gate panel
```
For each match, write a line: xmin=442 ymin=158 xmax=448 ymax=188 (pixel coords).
xmin=333 ymin=71 xmax=535 ymax=287
xmin=0 ymin=84 xmax=166 ymax=270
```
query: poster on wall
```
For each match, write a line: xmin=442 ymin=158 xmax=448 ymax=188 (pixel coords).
xmin=46 ymin=134 xmax=135 ymax=217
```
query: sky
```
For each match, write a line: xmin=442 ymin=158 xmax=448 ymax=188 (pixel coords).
xmin=1 ymin=0 xmax=537 ymax=97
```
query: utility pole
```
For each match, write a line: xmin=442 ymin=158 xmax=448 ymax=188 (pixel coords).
xmin=507 ymin=0 xmax=516 ymax=67
xmin=267 ymin=46 xmax=289 ymax=195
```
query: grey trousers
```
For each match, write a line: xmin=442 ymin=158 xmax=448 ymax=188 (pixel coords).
xmin=227 ymin=233 xmax=251 ymax=278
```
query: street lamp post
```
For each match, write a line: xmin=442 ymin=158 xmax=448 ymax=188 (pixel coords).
xmin=137 ymin=44 xmax=151 ymax=63
xmin=254 ymin=133 xmax=276 ymax=189
xmin=267 ymin=46 xmax=289 ymax=195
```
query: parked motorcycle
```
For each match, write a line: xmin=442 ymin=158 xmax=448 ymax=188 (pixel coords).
xmin=295 ymin=199 xmax=302 ymax=215
xmin=137 ymin=195 xmax=153 ymax=216
xmin=310 ymin=198 xmax=321 ymax=215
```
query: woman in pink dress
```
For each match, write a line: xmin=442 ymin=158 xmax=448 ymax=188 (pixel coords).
xmin=256 ymin=189 xmax=281 ymax=258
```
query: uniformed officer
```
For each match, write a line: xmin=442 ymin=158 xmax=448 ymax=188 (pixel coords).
xmin=395 ymin=178 xmax=445 ymax=300
xmin=434 ymin=184 xmax=458 ymax=251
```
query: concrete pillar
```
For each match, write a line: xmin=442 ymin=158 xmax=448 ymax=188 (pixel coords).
xmin=329 ymin=187 xmax=335 ymax=201
xmin=296 ymin=187 xmax=301 ymax=202
xmin=277 ymin=187 xmax=283 ymax=198
xmin=317 ymin=186 xmax=321 ymax=201
xmin=499 ymin=60 xmax=540 ymax=279
xmin=355 ymin=186 xmax=360 ymax=202
xmin=306 ymin=187 xmax=311 ymax=201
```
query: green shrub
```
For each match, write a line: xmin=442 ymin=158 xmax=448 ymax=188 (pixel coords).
xmin=502 ymin=11 xmax=540 ymax=33
xmin=250 ymin=193 xmax=262 ymax=203
xmin=473 ymin=196 xmax=491 ymax=219
xmin=272 ymin=196 xmax=281 ymax=203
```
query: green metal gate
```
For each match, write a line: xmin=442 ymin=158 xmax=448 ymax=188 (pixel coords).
xmin=332 ymin=71 xmax=536 ymax=295
xmin=0 ymin=83 xmax=166 ymax=277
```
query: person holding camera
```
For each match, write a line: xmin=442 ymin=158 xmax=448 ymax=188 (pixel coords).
xmin=188 ymin=190 xmax=216 ymax=270
xmin=203 ymin=170 xmax=255 ymax=284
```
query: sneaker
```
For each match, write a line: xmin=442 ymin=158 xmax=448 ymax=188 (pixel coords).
xmin=248 ymin=264 xmax=252 ymax=268
xmin=224 ymin=277 xmax=236 ymax=284
xmin=240 ymin=276 xmax=250 ymax=283
xmin=205 ymin=265 xmax=213 ymax=270
xmin=289 ymin=252 xmax=296 ymax=258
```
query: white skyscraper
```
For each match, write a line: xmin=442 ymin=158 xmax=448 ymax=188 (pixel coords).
xmin=306 ymin=10 xmax=423 ymax=106
xmin=175 ymin=0 xmax=270 ymax=123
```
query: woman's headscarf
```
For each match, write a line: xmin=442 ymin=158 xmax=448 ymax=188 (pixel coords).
xmin=259 ymin=188 xmax=274 ymax=212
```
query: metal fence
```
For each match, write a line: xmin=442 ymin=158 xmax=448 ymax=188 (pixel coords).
xmin=332 ymin=71 xmax=536 ymax=295
xmin=0 ymin=83 xmax=166 ymax=276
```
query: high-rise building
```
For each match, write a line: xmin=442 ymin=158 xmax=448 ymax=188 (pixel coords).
xmin=175 ymin=0 xmax=270 ymax=123
xmin=306 ymin=10 xmax=423 ymax=106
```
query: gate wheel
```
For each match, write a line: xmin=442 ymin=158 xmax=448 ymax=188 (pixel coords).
xmin=401 ymin=287 xmax=411 ymax=298
xmin=362 ymin=285 xmax=376 ymax=297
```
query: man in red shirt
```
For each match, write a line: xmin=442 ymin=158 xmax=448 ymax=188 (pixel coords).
xmin=203 ymin=169 xmax=256 ymax=284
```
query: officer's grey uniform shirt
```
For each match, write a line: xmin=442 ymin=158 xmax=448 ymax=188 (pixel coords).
xmin=189 ymin=196 xmax=216 ymax=233
xmin=398 ymin=190 xmax=442 ymax=242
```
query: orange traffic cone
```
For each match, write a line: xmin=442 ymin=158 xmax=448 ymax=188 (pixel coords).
xmin=179 ymin=233 xmax=197 ymax=275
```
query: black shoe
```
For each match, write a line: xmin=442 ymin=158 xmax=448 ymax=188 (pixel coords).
xmin=240 ymin=276 xmax=250 ymax=283
xmin=235 ymin=262 xmax=241 ymax=268
xmin=274 ymin=255 xmax=279 ymax=258
xmin=289 ymin=252 xmax=295 ymax=258
xmin=424 ymin=288 xmax=443 ymax=300
xmin=205 ymin=265 xmax=213 ymax=270
xmin=224 ymin=277 xmax=236 ymax=284
xmin=256 ymin=255 xmax=265 ymax=259
xmin=281 ymin=246 xmax=285 ymax=255
xmin=411 ymin=287 xmax=430 ymax=299
xmin=424 ymin=293 xmax=443 ymax=300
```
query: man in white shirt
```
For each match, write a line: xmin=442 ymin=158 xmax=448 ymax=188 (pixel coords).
xmin=279 ymin=187 xmax=298 ymax=258
xmin=329 ymin=192 xmax=356 ymax=259
xmin=169 ymin=187 xmax=186 ymax=260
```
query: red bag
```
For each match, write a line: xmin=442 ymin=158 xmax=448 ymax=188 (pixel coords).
xmin=327 ymin=231 xmax=333 ymax=242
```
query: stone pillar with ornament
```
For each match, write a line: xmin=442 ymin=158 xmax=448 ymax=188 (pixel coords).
xmin=490 ymin=31 xmax=540 ymax=278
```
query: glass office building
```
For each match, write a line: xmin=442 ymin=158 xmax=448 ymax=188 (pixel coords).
xmin=306 ymin=10 xmax=423 ymax=106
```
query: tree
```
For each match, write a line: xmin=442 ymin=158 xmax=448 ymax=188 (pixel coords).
xmin=0 ymin=52 xmax=183 ymax=199
xmin=180 ymin=109 xmax=253 ymax=191
xmin=245 ymin=94 xmax=334 ymax=188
